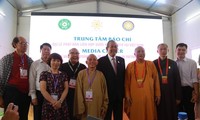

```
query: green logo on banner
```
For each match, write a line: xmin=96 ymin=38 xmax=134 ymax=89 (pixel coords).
xmin=58 ymin=19 xmax=71 ymax=30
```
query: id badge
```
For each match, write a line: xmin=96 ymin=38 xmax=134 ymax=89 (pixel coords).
xmin=20 ymin=67 xmax=27 ymax=79
xmin=51 ymin=94 xmax=58 ymax=100
xmin=162 ymin=76 xmax=168 ymax=84
xmin=137 ymin=79 xmax=143 ymax=88
xmin=69 ymin=79 xmax=76 ymax=88
xmin=85 ymin=90 xmax=93 ymax=102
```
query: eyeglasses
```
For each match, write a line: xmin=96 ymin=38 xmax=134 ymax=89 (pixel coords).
xmin=19 ymin=42 xmax=29 ymax=46
xmin=70 ymin=52 xmax=79 ymax=55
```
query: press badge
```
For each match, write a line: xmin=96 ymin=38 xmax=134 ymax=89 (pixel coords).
xmin=85 ymin=90 xmax=93 ymax=102
xmin=69 ymin=79 xmax=76 ymax=88
xmin=162 ymin=76 xmax=168 ymax=84
xmin=51 ymin=93 xmax=58 ymax=100
xmin=20 ymin=67 xmax=27 ymax=79
xmin=137 ymin=79 xmax=144 ymax=88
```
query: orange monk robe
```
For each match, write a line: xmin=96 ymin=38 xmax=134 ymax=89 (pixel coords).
xmin=125 ymin=61 xmax=161 ymax=120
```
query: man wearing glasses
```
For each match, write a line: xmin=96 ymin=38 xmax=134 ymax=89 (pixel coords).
xmin=0 ymin=36 xmax=33 ymax=120
xmin=59 ymin=48 xmax=86 ymax=120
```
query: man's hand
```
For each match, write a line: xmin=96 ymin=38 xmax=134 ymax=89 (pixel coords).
xmin=176 ymin=100 xmax=181 ymax=105
xmin=2 ymin=103 xmax=19 ymax=120
xmin=100 ymin=109 xmax=106 ymax=119
xmin=31 ymin=98 xmax=38 ymax=105
xmin=125 ymin=97 xmax=132 ymax=106
xmin=155 ymin=96 xmax=161 ymax=105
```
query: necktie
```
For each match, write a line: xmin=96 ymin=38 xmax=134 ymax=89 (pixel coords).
xmin=112 ymin=57 xmax=117 ymax=74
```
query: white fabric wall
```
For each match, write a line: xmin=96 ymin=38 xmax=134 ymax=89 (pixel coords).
xmin=172 ymin=0 xmax=200 ymax=60
xmin=0 ymin=0 xmax=17 ymax=58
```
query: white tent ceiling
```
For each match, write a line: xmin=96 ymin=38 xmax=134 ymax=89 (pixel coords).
xmin=7 ymin=0 xmax=193 ymax=17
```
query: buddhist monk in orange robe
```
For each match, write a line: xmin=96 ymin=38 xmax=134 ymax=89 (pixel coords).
xmin=125 ymin=46 xmax=161 ymax=120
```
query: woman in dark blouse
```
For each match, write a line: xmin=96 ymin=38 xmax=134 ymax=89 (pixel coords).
xmin=40 ymin=53 xmax=69 ymax=120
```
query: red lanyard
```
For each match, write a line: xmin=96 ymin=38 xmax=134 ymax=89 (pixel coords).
xmin=134 ymin=61 xmax=147 ymax=81
xmin=158 ymin=58 xmax=168 ymax=76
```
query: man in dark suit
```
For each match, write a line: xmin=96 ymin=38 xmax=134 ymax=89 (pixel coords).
xmin=97 ymin=40 xmax=125 ymax=120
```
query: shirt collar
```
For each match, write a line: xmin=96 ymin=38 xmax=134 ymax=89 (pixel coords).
xmin=176 ymin=57 xmax=187 ymax=62
xmin=39 ymin=58 xmax=47 ymax=63
xmin=69 ymin=60 xmax=79 ymax=66
xmin=108 ymin=54 xmax=116 ymax=61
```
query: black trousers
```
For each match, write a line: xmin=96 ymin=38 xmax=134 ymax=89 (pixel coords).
xmin=104 ymin=99 xmax=123 ymax=120
xmin=66 ymin=89 xmax=75 ymax=120
xmin=3 ymin=85 xmax=31 ymax=120
xmin=33 ymin=90 xmax=44 ymax=120
xmin=178 ymin=86 xmax=195 ymax=120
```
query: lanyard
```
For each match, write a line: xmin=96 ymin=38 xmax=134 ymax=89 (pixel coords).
xmin=21 ymin=55 xmax=25 ymax=67
xmin=158 ymin=57 xmax=169 ymax=76
xmin=86 ymin=69 xmax=96 ymax=89
xmin=134 ymin=61 xmax=147 ymax=82
xmin=68 ymin=62 xmax=80 ymax=75
xmin=51 ymin=73 xmax=59 ymax=93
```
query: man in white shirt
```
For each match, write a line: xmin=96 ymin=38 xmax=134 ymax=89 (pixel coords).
xmin=29 ymin=43 xmax=52 ymax=120
xmin=176 ymin=43 xmax=199 ymax=120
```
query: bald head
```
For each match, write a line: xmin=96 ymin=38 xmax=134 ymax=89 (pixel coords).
xmin=86 ymin=54 xmax=98 ymax=69
xmin=69 ymin=48 xmax=79 ymax=54
xmin=87 ymin=54 xmax=97 ymax=60
xmin=134 ymin=46 xmax=145 ymax=61
xmin=68 ymin=48 xmax=80 ymax=64
xmin=134 ymin=46 xmax=145 ymax=54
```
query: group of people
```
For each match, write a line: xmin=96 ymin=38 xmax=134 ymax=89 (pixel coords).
xmin=0 ymin=36 xmax=199 ymax=120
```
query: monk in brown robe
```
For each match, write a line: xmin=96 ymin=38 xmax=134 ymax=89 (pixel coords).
xmin=125 ymin=46 xmax=161 ymax=120
xmin=74 ymin=54 xmax=108 ymax=120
